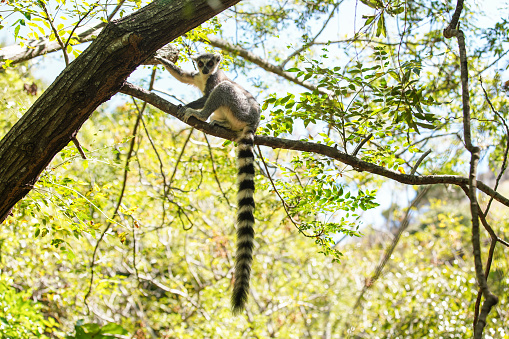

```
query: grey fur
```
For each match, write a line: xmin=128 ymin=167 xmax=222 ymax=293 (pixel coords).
xmin=158 ymin=53 xmax=260 ymax=314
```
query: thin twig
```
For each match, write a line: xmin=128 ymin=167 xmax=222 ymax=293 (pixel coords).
xmin=204 ymin=134 xmax=231 ymax=206
xmin=256 ymin=145 xmax=320 ymax=238
xmin=107 ymin=0 xmax=126 ymax=21
xmin=131 ymin=216 xmax=140 ymax=283
xmin=473 ymin=235 xmax=497 ymax=328
xmin=279 ymin=1 xmax=342 ymax=68
xmin=63 ymin=6 xmax=95 ymax=52
xmin=39 ymin=1 xmax=69 ymax=65
xmin=138 ymin=108 xmax=169 ymax=194
xmin=168 ymin=129 xmax=194 ymax=188
xmin=40 ymin=1 xmax=91 ymax=159
xmin=480 ymin=79 xmax=509 ymax=215
xmin=161 ymin=128 xmax=194 ymax=226
xmin=71 ymin=138 xmax=87 ymax=159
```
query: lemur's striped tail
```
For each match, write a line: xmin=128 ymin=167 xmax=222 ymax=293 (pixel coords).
xmin=231 ymin=126 xmax=256 ymax=314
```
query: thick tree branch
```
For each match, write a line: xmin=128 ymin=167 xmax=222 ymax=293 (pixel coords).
xmin=119 ymin=82 xmax=509 ymax=208
xmin=443 ymin=0 xmax=464 ymax=38
xmin=0 ymin=0 xmax=242 ymax=224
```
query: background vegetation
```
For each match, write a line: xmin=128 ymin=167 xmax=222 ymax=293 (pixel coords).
xmin=0 ymin=0 xmax=508 ymax=338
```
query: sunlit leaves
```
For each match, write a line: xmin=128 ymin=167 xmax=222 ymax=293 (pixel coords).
xmin=66 ymin=321 xmax=128 ymax=339
xmin=0 ymin=281 xmax=54 ymax=338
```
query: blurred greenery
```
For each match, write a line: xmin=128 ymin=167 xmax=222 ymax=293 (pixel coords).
xmin=1 ymin=0 xmax=509 ymax=338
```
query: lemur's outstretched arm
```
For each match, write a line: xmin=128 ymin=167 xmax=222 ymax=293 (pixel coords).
xmin=155 ymin=56 xmax=198 ymax=87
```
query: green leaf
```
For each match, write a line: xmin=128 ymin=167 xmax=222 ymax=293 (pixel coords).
xmin=415 ymin=122 xmax=435 ymax=129
xmin=14 ymin=25 xmax=21 ymax=39
xmin=100 ymin=323 xmax=129 ymax=334
xmin=376 ymin=13 xmax=386 ymax=37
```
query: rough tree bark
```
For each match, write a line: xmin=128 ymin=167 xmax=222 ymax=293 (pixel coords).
xmin=0 ymin=0 xmax=242 ymax=223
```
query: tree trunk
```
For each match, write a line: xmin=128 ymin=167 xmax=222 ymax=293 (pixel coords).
xmin=0 ymin=0 xmax=241 ymax=223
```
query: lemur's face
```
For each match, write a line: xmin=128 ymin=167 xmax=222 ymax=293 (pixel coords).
xmin=194 ymin=53 xmax=222 ymax=75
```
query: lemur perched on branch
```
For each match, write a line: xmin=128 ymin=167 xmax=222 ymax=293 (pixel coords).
xmin=155 ymin=52 xmax=260 ymax=314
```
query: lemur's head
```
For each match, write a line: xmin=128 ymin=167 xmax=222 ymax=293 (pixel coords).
xmin=193 ymin=53 xmax=223 ymax=75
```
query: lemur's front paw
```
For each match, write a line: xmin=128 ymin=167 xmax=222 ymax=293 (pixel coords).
xmin=177 ymin=105 xmax=187 ymax=119
xmin=182 ymin=108 xmax=194 ymax=123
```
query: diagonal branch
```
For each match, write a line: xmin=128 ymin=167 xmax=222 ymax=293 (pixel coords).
xmin=0 ymin=22 xmax=105 ymax=66
xmin=351 ymin=187 xmax=430 ymax=311
xmin=0 ymin=0 xmax=126 ymax=66
xmin=119 ymin=82 xmax=509 ymax=209
xmin=206 ymin=36 xmax=331 ymax=96
xmin=480 ymin=79 xmax=509 ymax=215
xmin=279 ymin=1 xmax=342 ymax=69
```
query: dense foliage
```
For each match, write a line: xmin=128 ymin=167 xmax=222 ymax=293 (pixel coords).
xmin=0 ymin=0 xmax=508 ymax=337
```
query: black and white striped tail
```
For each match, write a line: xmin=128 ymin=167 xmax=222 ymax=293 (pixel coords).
xmin=231 ymin=126 xmax=256 ymax=314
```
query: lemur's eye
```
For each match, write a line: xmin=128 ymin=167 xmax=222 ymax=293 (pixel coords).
xmin=198 ymin=61 xmax=204 ymax=67
xmin=207 ymin=61 xmax=214 ymax=67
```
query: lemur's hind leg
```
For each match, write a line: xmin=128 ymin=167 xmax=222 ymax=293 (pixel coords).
xmin=182 ymin=84 xmax=230 ymax=123
xmin=179 ymin=96 xmax=208 ymax=121
xmin=210 ymin=119 xmax=232 ymax=130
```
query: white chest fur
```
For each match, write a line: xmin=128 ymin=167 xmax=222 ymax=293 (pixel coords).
xmin=194 ymin=73 xmax=209 ymax=94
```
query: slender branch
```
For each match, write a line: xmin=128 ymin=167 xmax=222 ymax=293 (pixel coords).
xmin=206 ymin=36 xmax=332 ymax=96
xmin=473 ymin=233 xmax=497 ymax=329
xmin=0 ymin=0 xmax=124 ymax=66
xmin=480 ymin=79 xmax=509 ymax=215
xmin=84 ymin=69 xmax=157 ymax=308
xmin=39 ymin=1 xmax=90 ymax=159
xmin=256 ymin=144 xmax=320 ymax=238
xmin=63 ymin=6 xmax=96 ymax=52
xmin=204 ymin=134 xmax=231 ymax=206
xmin=135 ymin=97 xmax=169 ymax=193
xmin=39 ymin=0 xmax=69 ymax=66
xmin=475 ymin=48 xmax=509 ymax=77
xmin=352 ymin=133 xmax=372 ymax=156
xmin=410 ymin=149 xmax=431 ymax=175
xmin=167 ymin=129 xmax=193 ymax=189
xmin=279 ymin=1 xmax=342 ymax=68
xmin=119 ymin=82 xmax=509 ymax=209
xmin=351 ymin=187 xmax=430 ymax=312
xmin=443 ymin=2 xmax=499 ymax=336
xmin=0 ymin=22 xmax=105 ymax=65
xmin=71 ymin=138 xmax=87 ymax=159
xmin=107 ymin=0 xmax=126 ymax=21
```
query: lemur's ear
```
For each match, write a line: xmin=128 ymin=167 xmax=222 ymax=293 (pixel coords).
xmin=215 ymin=53 xmax=223 ymax=63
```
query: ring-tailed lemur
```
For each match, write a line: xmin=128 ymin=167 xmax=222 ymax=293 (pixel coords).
xmin=155 ymin=53 xmax=260 ymax=314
